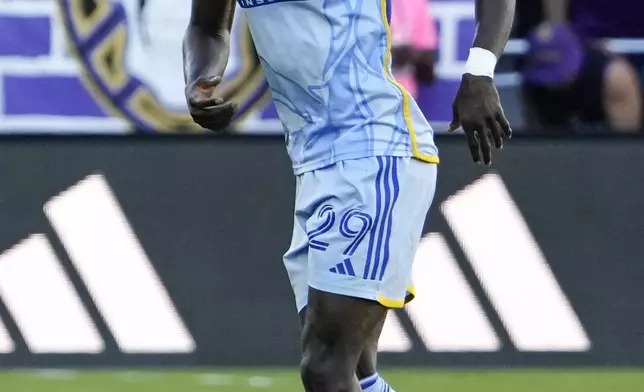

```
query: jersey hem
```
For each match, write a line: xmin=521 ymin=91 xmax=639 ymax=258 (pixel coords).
xmin=293 ymin=150 xmax=439 ymax=175
xmin=307 ymin=279 xmax=379 ymax=305
xmin=307 ymin=280 xmax=416 ymax=310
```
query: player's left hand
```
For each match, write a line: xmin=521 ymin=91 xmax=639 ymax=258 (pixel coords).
xmin=185 ymin=76 xmax=238 ymax=132
xmin=447 ymin=74 xmax=512 ymax=166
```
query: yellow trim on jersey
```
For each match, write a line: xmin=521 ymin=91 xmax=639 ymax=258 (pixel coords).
xmin=406 ymin=285 xmax=416 ymax=300
xmin=377 ymin=294 xmax=406 ymax=309
xmin=379 ymin=0 xmax=439 ymax=165
xmin=377 ymin=285 xmax=417 ymax=309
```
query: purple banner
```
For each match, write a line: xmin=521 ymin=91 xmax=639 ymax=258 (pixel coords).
xmin=0 ymin=0 xmax=478 ymax=133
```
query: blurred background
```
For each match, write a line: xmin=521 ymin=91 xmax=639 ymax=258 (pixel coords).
xmin=0 ymin=0 xmax=643 ymax=391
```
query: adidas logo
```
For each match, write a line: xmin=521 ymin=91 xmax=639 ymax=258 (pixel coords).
xmin=0 ymin=174 xmax=195 ymax=354
xmin=329 ymin=258 xmax=356 ymax=276
xmin=0 ymin=172 xmax=590 ymax=356
xmin=378 ymin=173 xmax=592 ymax=353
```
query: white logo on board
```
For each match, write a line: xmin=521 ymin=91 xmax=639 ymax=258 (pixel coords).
xmin=379 ymin=173 xmax=591 ymax=353
xmin=0 ymin=174 xmax=195 ymax=354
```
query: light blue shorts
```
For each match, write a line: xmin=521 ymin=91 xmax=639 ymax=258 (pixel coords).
xmin=283 ymin=156 xmax=437 ymax=312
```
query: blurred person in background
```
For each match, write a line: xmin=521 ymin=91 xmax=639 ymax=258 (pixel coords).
xmin=517 ymin=0 xmax=643 ymax=133
xmin=390 ymin=0 xmax=438 ymax=98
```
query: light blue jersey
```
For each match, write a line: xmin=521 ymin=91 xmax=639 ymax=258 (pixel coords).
xmin=238 ymin=0 xmax=439 ymax=174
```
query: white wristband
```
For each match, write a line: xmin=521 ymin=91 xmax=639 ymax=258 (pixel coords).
xmin=464 ymin=47 xmax=498 ymax=79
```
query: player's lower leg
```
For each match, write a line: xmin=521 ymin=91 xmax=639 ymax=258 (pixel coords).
xmin=298 ymin=300 xmax=396 ymax=391
xmin=355 ymin=310 xmax=385 ymax=379
xmin=356 ymin=313 xmax=396 ymax=392
xmin=299 ymin=288 xmax=388 ymax=392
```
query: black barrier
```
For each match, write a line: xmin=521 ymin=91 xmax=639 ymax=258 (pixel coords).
xmin=0 ymin=135 xmax=642 ymax=368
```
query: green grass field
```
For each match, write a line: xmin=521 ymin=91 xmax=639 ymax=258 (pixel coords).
xmin=1 ymin=369 xmax=643 ymax=392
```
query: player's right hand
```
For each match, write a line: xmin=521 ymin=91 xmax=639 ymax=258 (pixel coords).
xmin=447 ymin=74 xmax=512 ymax=166
xmin=185 ymin=76 xmax=238 ymax=132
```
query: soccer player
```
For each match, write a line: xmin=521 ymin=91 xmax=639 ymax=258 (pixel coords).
xmin=183 ymin=0 xmax=514 ymax=391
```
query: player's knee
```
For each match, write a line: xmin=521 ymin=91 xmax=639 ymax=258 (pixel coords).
xmin=300 ymin=343 xmax=354 ymax=392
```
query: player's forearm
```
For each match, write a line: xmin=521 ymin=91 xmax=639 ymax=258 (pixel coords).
xmin=472 ymin=0 xmax=515 ymax=58
xmin=183 ymin=0 xmax=235 ymax=83
xmin=462 ymin=0 xmax=514 ymax=78
xmin=543 ymin=0 xmax=569 ymax=23
xmin=183 ymin=27 xmax=230 ymax=83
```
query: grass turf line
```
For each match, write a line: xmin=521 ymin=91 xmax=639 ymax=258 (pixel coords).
xmin=0 ymin=368 xmax=642 ymax=392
